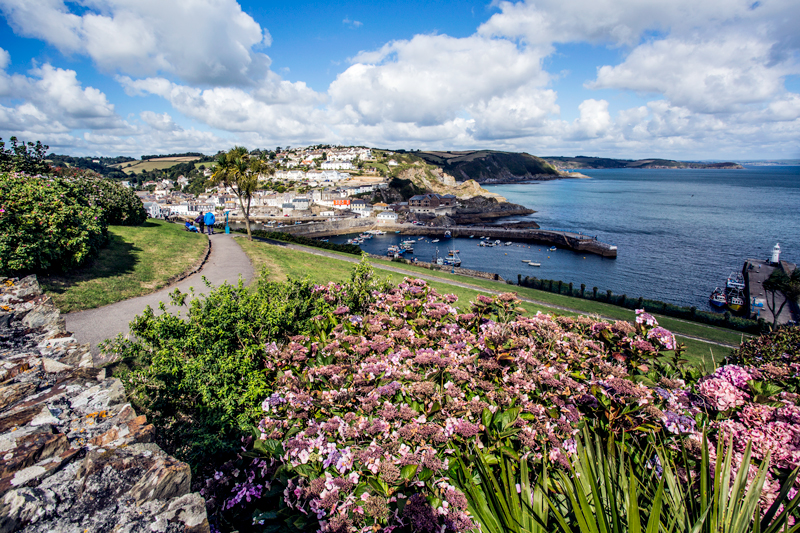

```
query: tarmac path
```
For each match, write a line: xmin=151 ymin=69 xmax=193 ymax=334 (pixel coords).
xmin=66 ymin=233 xmax=254 ymax=357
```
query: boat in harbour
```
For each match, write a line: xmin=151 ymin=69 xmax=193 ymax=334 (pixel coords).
xmin=444 ymin=231 xmax=452 ymax=239
xmin=505 ymin=242 xmax=512 ymax=246
xmin=443 ymin=248 xmax=462 ymax=267
xmin=431 ymin=238 xmax=440 ymax=243
xmin=727 ymin=288 xmax=744 ymax=312
xmin=549 ymin=246 xmax=557 ymax=252
xmin=709 ymin=287 xmax=727 ymax=308
xmin=726 ymin=272 xmax=745 ymax=291
xmin=529 ymin=262 xmax=541 ymax=267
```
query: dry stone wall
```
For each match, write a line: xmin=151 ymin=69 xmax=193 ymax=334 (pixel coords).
xmin=0 ymin=276 xmax=209 ymax=532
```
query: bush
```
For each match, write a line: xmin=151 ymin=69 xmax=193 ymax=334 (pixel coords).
xmin=68 ymin=172 xmax=146 ymax=225
xmin=105 ymin=258 xmax=392 ymax=471
xmin=0 ymin=172 xmax=107 ymax=274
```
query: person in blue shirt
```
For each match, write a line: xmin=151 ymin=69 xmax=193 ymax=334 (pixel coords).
xmin=203 ymin=211 xmax=216 ymax=235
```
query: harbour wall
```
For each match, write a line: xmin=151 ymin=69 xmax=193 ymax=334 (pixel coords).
xmin=271 ymin=220 xmax=617 ymax=258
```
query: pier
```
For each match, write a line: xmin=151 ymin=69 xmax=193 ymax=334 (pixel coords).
xmin=271 ymin=220 xmax=617 ymax=258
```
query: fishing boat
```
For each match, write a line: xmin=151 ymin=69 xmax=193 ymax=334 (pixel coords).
xmin=442 ymin=249 xmax=461 ymax=266
xmin=431 ymin=238 xmax=440 ymax=243
xmin=494 ymin=240 xmax=501 ymax=245
xmin=505 ymin=242 xmax=512 ymax=246
xmin=399 ymin=243 xmax=414 ymax=253
xmin=549 ymin=246 xmax=557 ymax=252
xmin=709 ymin=287 xmax=727 ymax=308
xmin=444 ymin=231 xmax=452 ymax=239
xmin=726 ymin=273 xmax=745 ymax=291
xmin=727 ymin=289 xmax=744 ymax=312
xmin=432 ymin=249 xmax=445 ymax=266
xmin=529 ymin=262 xmax=541 ymax=267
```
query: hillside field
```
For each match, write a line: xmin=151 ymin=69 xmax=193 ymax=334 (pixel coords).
xmin=110 ymin=156 xmax=202 ymax=175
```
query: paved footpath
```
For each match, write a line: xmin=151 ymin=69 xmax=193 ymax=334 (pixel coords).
xmin=66 ymin=233 xmax=254 ymax=356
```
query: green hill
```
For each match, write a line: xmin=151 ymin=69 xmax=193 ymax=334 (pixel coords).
xmin=396 ymin=150 xmax=560 ymax=183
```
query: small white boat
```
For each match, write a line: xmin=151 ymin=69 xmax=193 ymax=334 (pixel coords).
xmin=469 ymin=235 xmax=475 ymax=238
xmin=505 ymin=242 xmax=512 ymax=246
xmin=432 ymin=238 xmax=440 ymax=243
xmin=548 ymin=246 xmax=557 ymax=251
xmin=521 ymin=259 xmax=531 ymax=263
xmin=529 ymin=262 xmax=541 ymax=267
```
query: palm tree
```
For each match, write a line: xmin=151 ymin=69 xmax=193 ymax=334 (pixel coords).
xmin=211 ymin=147 xmax=273 ymax=240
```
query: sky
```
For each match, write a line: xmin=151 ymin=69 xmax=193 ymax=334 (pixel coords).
xmin=0 ymin=0 xmax=798 ymax=160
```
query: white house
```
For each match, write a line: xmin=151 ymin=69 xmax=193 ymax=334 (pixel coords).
xmin=377 ymin=211 xmax=398 ymax=223
xmin=321 ymin=160 xmax=354 ymax=171
xmin=292 ymin=197 xmax=311 ymax=210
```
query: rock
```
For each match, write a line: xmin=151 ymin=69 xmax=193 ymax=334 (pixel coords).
xmin=0 ymin=276 xmax=209 ymax=532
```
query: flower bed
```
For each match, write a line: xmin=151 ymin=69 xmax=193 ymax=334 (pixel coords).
xmin=194 ymin=277 xmax=797 ymax=532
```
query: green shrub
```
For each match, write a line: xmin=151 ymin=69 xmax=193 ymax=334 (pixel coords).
xmin=69 ymin=173 xmax=146 ymax=225
xmin=105 ymin=258 xmax=391 ymax=471
xmin=0 ymin=172 xmax=107 ymax=274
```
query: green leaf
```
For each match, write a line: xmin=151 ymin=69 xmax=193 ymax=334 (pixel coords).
xmin=400 ymin=464 xmax=419 ymax=481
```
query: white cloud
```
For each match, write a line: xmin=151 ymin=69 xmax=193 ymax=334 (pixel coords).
xmin=343 ymin=17 xmax=362 ymax=28
xmin=140 ymin=111 xmax=180 ymax=131
xmin=590 ymin=35 xmax=791 ymax=114
xmin=0 ymin=0 xmax=272 ymax=85
xmin=329 ymin=34 xmax=551 ymax=127
xmin=119 ymin=73 xmax=329 ymax=144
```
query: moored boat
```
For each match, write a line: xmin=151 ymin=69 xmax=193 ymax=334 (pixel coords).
xmin=529 ymin=262 xmax=541 ymax=267
xmin=726 ymin=288 xmax=744 ymax=312
xmin=709 ymin=287 xmax=727 ymax=308
xmin=726 ymin=272 xmax=745 ymax=291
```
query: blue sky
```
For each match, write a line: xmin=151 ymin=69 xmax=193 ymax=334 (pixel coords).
xmin=0 ymin=0 xmax=798 ymax=159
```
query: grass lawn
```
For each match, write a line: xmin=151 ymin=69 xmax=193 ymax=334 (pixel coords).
xmin=41 ymin=220 xmax=208 ymax=313
xmin=236 ymin=238 xmax=736 ymax=370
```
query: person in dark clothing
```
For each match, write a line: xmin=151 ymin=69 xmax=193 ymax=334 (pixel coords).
xmin=194 ymin=214 xmax=204 ymax=234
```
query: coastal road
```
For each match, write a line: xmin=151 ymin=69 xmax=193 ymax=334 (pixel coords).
xmin=256 ymin=238 xmax=742 ymax=350
xmin=66 ymin=233 xmax=254 ymax=358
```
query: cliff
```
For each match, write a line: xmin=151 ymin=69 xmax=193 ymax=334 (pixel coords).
xmin=544 ymin=156 xmax=744 ymax=170
xmin=404 ymin=150 xmax=561 ymax=183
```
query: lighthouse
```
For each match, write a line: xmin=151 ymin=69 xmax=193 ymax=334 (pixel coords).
xmin=771 ymin=243 xmax=781 ymax=265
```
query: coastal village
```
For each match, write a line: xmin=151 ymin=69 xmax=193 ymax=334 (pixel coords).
xmin=134 ymin=146 xmax=462 ymax=225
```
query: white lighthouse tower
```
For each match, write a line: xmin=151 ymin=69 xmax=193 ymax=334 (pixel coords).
xmin=771 ymin=243 xmax=781 ymax=265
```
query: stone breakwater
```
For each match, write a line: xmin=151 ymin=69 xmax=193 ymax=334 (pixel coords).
xmin=0 ymin=276 xmax=209 ymax=532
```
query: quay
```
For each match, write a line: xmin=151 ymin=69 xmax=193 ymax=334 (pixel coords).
xmin=742 ymin=244 xmax=797 ymax=325
xmin=268 ymin=219 xmax=618 ymax=258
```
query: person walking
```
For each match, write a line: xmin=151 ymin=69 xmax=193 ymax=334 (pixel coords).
xmin=194 ymin=213 xmax=204 ymax=234
xmin=204 ymin=211 xmax=216 ymax=235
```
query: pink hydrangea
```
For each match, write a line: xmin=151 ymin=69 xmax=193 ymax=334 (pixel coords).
xmin=712 ymin=365 xmax=752 ymax=389
xmin=698 ymin=378 xmax=749 ymax=411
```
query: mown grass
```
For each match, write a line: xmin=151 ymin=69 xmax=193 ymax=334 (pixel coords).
xmin=235 ymin=238 xmax=735 ymax=370
xmin=269 ymin=245 xmax=746 ymax=347
xmin=41 ymin=220 xmax=207 ymax=313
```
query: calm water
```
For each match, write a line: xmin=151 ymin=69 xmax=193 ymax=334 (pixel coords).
xmin=330 ymin=166 xmax=800 ymax=309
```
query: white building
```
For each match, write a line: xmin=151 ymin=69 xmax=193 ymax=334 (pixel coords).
xmin=321 ymin=160 xmax=354 ymax=171
xmin=377 ymin=211 xmax=398 ymax=223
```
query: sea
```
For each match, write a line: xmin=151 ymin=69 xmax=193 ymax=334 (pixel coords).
xmin=328 ymin=166 xmax=800 ymax=310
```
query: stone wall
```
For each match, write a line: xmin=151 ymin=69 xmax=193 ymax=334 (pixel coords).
xmin=0 ymin=276 xmax=209 ymax=532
